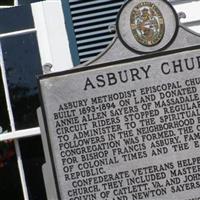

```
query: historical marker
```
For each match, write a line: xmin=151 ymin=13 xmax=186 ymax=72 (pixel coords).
xmin=38 ymin=0 xmax=200 ymax=200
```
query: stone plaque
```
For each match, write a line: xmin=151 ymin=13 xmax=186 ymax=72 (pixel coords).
xmin=38 ymin=0 xmax=200 ymax=200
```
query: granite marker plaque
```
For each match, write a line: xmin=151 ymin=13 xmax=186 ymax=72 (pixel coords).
xmin=38 ymin=0 xmax=200 ymax=199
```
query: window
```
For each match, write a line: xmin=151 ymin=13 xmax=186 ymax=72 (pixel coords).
xmin=0 ymin=3 xmax=46 ymax=200
xmin=2 ymin=33 xmax=42 ymax=130
xmin=0 ymin=1 xmax=73 ymax=199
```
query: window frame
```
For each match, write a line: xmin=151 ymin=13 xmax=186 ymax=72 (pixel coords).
xmin=0 ymin=2 xmax=75 ymax=199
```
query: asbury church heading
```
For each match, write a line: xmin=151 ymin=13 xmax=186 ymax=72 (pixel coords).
xmin=84 ymin=55 xmax=200 ymax=90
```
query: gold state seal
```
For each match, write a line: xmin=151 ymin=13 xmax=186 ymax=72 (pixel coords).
xmin=130 ymin=2 xmax=165 ymax=46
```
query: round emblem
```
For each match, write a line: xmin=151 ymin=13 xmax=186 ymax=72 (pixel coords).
xmin=117 ymin=0 xmax=178 ymax=53
xmin=130 ymin=2 xmax=165 ymax=46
